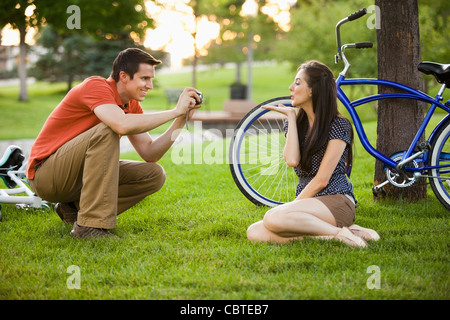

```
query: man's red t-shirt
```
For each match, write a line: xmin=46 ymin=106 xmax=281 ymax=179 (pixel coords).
xmin=26 ymin=76 xmax=143 ymax=179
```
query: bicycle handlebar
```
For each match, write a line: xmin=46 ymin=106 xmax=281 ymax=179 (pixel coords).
xmin=354 ymin=42 xmax=373 ymax=49
xmin=347 ymin=8 xmax=367 ymax=21
xmin=335 ymin=8 xmax=373 ymax=75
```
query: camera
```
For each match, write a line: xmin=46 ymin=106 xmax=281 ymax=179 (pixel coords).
xmin=196 ymin=91 xmax=203 ymax=105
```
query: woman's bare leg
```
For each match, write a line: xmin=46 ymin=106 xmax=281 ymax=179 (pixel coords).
xmin=247 ymin=198 xmax=339 ymax=243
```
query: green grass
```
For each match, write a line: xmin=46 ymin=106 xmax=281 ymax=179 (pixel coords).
xmin=0 ymin=63 xmax=449 ymax=300
xmin=0 ymin=127 xmax=449 ymax=300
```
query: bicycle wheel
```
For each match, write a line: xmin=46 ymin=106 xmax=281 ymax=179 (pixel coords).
xmin=429 ymin=117 xmax=450 ymax=210
xmin=229 ymin=97 xmax=298 ymax=206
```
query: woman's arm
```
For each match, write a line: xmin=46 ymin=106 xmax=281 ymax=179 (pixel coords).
xmin=261 ymin=104 xmax=300 ymax=167
xmin=283 ymin=111 xmax=301 ymax=167
xmin=296 ymin=138 xmax=347 ymax=200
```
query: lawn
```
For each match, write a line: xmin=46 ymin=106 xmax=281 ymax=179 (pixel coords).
xmin=0 ymin=63 xmax=448 ymax=303
xmin=0 ymin=133 xmax=448 ymax=301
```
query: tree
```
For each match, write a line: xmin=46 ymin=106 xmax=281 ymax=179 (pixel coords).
xmin=30 ymin=25 xmax=160 ymax=92
xmin=278 ymin=0 xmax=377 ymax=77
xmin=374 ymin=0 xmax=426 ymax=201
xmin=0 ymin=0 xmax=40 ymax=101
xmin=37 ymin=0 xmax=154 ymax=87
xmin=0 ymin=0 xmax=153 ymax=99
xmin=417 ymin=0 xmax=450 ymax=93
xmin=199 ymin=0 xmax=281 ymax=97
xmin=30 ymin=25 xmax=94 ymax=90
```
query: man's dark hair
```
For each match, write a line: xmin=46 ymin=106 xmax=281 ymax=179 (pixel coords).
xmin=111 ymin=48 xmax=161 ymax=82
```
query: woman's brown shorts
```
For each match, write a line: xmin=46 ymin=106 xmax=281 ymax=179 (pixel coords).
xmin=315 ymin=194 xmax=355 ymax=228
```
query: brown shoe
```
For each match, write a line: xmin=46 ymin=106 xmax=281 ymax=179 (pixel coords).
xmin=55 ymin=202 xmax=78 ymax=224
xmin=69 ymin=222 xmax=116 ymax=239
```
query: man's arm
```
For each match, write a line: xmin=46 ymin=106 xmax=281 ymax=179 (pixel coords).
xmin=127 ymin=115 xmax=187 ymax=163
xmin=94 ymin=87 xmax=200 ymax=162
xmin=94 ymin=105 xmax=181 ymax=136
xmin=93 ymin=87 xmax=200 ymax=136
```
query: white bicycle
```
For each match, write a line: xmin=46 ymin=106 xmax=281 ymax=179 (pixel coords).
xmin=0 ymin=145 xmax=49 ymax=221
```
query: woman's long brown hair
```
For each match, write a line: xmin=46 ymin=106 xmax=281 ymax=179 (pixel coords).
xmin=296 ymin=60 xmax=353 ymax=172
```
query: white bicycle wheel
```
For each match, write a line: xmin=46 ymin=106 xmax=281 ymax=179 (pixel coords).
xmin=429 ymin=117 xmax=450 ymax=210
xmin=229 ymin=97 xmax=298 ymax=206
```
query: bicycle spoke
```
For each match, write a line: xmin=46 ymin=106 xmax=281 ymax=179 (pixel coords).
xmin=229 ymin=97 xmax=296 ymax=206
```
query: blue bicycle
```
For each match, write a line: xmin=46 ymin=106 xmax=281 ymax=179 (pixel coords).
xmin=229 ymin=8 xmax=450 ymax=209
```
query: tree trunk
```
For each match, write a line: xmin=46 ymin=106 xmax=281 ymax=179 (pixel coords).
xmin=192 ymin=52 xmax=197 ymax=89
xmin=191 ymin=0 xmax=199 ymax=89
xmin=374 ymin=0 xmax=426 ymax=201
xmin=236 ymin=61 xmax=242 ymax=83
xmin=18 ymin=25 xmax=28 ymax=102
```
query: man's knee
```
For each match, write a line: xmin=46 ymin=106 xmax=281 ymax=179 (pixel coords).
xmin=143 ymin=162 xmax=166 ymax=194
xmin=94 ymin=122 xmax=119 ymax=142
xmin=153 ymin=163 xmax=166 ymax=191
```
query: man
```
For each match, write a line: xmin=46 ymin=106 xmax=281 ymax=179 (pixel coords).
xmin=26 ymin=48 xmax=202 ymax=239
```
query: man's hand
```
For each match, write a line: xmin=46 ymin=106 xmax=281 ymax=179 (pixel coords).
xmin=175 ymin=87 xmax=202 ymax=117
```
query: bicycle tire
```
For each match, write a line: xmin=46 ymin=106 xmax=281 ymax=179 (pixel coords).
xmin=429 ymin=117 xmax=450 ymax=210
xmin=229 ymin=96 xmax=298 ymax=206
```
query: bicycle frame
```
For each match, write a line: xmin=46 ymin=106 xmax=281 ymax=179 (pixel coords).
xmin=229 ymin=8 xmax=450 ymax=208
xmin=334 ymin=8 xmax=450 ymax=175
xmin=337 ymin=76 xmax=450 ymax=173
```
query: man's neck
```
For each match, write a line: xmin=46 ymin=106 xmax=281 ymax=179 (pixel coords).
xmin=116 ymin=81 xmax=130 ymax=106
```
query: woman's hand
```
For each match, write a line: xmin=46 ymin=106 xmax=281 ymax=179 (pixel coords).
xmin=261 ymin=104 xmax=299 ymax=117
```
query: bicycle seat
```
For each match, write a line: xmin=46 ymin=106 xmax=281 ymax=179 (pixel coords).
xmin=0 ymin=145 xmax=25 ymax=188
xmin=418 ymin=62 xmax=450 ymax=88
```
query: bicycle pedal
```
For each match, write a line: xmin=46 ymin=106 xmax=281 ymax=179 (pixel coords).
xmin=372 ymin=186 xmax=386 ymax=197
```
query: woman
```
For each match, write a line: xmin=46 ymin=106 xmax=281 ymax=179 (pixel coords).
xmin=246 ymin=60 xmax=379 ymax=247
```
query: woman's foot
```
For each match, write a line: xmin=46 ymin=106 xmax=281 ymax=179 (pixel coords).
xmin=334 ymin=227 xmax=367 ymax=248
xmin=348 ymin=224 xmax=380 ymax=241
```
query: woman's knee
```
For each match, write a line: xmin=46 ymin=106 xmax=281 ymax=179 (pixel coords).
xmin=262 ymin=208 xmax=284 ymax=233
xmin=246 ymin=221 xmax=266 ymax=242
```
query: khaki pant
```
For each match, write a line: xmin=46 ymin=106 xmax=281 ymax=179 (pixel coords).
xmin=30 ymin=123 xmax=166 ymax=229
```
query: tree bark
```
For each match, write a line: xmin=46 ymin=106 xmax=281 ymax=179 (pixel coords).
xmin=374 ymin=0 xmax=426 ymax=201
